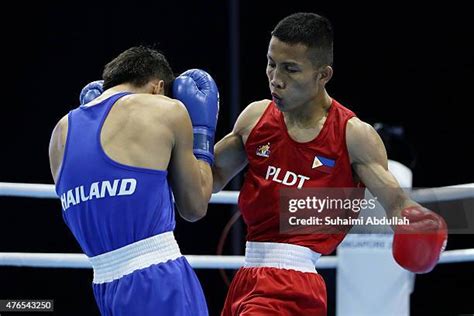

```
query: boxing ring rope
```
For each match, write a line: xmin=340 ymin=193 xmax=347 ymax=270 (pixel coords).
xmin=1 ymin=249 xmax=472 ymax=270
xmin=0 ymin=182 xmax=240 ymax=204
xmin=1 ymin=181 xmax=473 ymax=269
xmin=2 ymin=182 xmax=473 ymax=203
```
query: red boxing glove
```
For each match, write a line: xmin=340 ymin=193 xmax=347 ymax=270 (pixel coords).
xmin=392 ymin=206 xmax=448 ymax=273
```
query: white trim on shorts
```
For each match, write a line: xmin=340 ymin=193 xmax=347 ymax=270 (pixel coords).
xmin=89 ymin=231 xmax=182 ymax=284
xmin=244 ymin=241 xmax=321 ymax=274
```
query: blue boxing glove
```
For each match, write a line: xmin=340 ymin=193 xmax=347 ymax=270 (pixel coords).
xmin=79 ymin=80 xmax=104 ymax=105
xmin=172 ymin=69 xmax=219 ymax=165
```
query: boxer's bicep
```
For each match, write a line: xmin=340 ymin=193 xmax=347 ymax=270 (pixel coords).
xmin=213 ymin=131 xmax=248 ymax=192
xmin=347 ymin=118 xmax=413 ymax=215
xmin=212 ymin=100 xmax=269 ymax=192
xmin=347 ymin=118 xmax=388 ymax=183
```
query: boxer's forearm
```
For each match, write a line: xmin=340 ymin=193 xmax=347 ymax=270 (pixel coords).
xmin=198 ymin=160 xmax=213 ymax=207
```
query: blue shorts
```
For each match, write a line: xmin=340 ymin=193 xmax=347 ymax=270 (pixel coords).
xmin=92 ymin=256 xmax=208 ymax=315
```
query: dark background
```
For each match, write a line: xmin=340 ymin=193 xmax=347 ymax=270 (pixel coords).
xmin=1 ymin=1 xmax=473 ymax=315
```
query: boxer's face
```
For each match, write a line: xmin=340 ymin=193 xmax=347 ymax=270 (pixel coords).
xmin=266 ymin=36 xmax=327 ymax=112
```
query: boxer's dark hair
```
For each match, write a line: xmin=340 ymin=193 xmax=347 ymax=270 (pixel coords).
xmin=102 ymin=46 xmax=175 ymax=96
xmin=272 ymin=12 xmax=333 ymax=67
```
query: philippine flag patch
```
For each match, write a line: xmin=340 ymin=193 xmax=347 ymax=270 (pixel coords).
xmin=312 ymin=155 xmax=335 ymax=173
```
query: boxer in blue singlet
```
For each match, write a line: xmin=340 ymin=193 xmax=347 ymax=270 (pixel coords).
xmin=48 ymin=46 xmax=219 ymax=316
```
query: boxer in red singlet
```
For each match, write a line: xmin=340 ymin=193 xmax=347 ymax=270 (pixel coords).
xmin=212 ymin=12 xmax=447 ymax=316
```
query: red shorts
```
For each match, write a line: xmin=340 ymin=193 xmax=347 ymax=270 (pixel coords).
xmin=221 ymin=267 xmax=327 ymax=316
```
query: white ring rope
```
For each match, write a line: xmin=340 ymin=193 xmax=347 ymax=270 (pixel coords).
xmin=1 ymin=181 xmax=473 ymax=269
xmin=0 ymin=182 xmax=240 ymax=204
xmin=0 ymin=249 xmax=471 ymax=269
xmin=410 ymin=183 xmax=474 ymax=203
xmin=1 ymin=182 xmax=473 ymax=203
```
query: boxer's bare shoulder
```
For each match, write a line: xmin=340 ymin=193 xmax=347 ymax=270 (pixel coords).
xmin=212 ymin=99 xmax=270 ymax=192
xmin=111 ymin=93 xmax=184 ymax=124
xmin=48 ymin=114 xmax=68 ymax=182
xmin=100 ymin=94 xmax=190 ymax=170
xmin=235 ymin=99 xmax=272 ymax=144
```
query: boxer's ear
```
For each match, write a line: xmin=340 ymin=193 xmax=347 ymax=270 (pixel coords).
xmin=152 ymin=80 xmax=165 ymax=95
xmin=315 ymin=66 xmax=333 ymax=85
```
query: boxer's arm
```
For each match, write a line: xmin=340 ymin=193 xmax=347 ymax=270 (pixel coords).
xmin=212 ymin=128 xmax=247 ymax=192
xmin=48 ymin=115 xmax=68 ymax=183
xmin=346 ymin=117 xmax=417 ymax=215
xmin=347 ymin=117 xmax=447 ymax=273
xmin=168 ymin=101 xmax=212 ymax=222
xmin=212 ymin=100 xmax=269 ymax=192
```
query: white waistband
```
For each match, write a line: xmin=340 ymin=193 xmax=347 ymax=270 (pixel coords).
xmin=244 ymin=241 xmax=321 ymax=274
xmin=89 ymin=231 xmax=182 ymax=284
